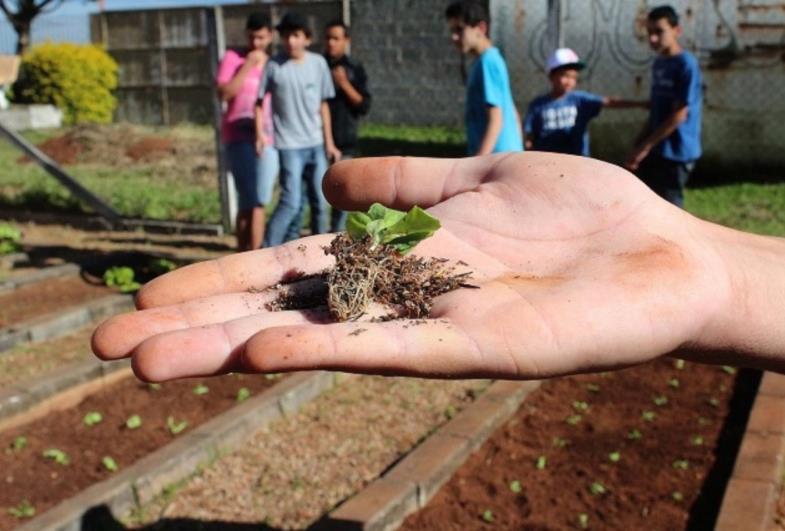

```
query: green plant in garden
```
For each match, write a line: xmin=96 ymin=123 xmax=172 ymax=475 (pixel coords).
xmin=572 ymin=400 xmax=589 ymax=412
xmin=535 ymin=455 xmax=547 ymax=470
xmin=586 ymin=383 xmax=600 ymax=393
xmin=627 ymin=429 xmax=642 ymax=440
xmin=722 ymin=365 xmax=737 ymax=375
xmin=103 ymin=266 xmax=141 ymax=293
xmin=13 ymin=42 xmax=118 ymax=124
xmin=126 ymin=414 xmax=142 ymax=429
xmin=42 ymin=448 xmax=69 ymax=465
xmin=193 ymin=384 xmax=209 ymax=395
xmin=552 ymin=436 xmax=569 ymax=448
xmin=83 ymin=411 xmax=103 ymax=426
xmin=641 ymin=410 xmax=656 ymax=422
xmin=674 ymin=359 xmax=686 ymax=370
xmin=668 ymin=378 xmax=680 ymax=389
xmin=509 ymin=480 xmax=522 ymax=493
xmin=102 ymin=456 xmax=118 ymax=472
xmin=608 ymin=451 xmax=621 ymax=463
xmin=672 ymin=491 xmax=684 ymax=502
xmin=7 ymin=500 xmax=35 ymax=519
xmin=150 ymin=258 xmax=177 ymax=275
xmin=0 ymin=224 xmax=22 ymax=255
xmin=481 ymin=509 xmax=494 ymax=523
xmin=264 ymin=373 xmax=282 ymax=381
xmin=707 ymin=397 xmax=720 ymax=407
xmin=673 ymin=459 xmax=690 ymax=470
xmin=578 ymin=513 xmax=589 ymax=529
xmin=566 ymin=414 xmax=582 ymax=426
xmin=589 ymin=482 xmax=606 ymax=495
xmin=346 ymin=203 xmax=440 ymax=254
xmin=9 ymin=436 xmax=27 ymax=451
xmin=653 ymin=395 xmax=668 ymax=406
xmin=444 ymin=404 xmax=457 ymax=419
xmin=236 ymin=387 xmax=251 ymax=402
xmin=167 ymin=416 xmax=188 ymax=435
xmin=691 ymin=435 xmax=705 ymax=446
xmin=148 ymin=383 xmax=161 ymax=391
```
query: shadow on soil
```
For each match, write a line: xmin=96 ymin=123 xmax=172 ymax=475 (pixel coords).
xmin=686 ymin=367 xmax=762 ymax=530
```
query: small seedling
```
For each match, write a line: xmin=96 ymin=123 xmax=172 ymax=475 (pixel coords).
xmin=103 ymin=266 xmax=141 ymax=293
xmin=653 ymin=395 xmax=668 ymax=407
xmin=193 ymin=384 xmax=209 ymax=395
xmin=148 ymin=383 xmax=161 ymax=391
xmin=672 ymin=491 xmax=684 ymax=502
xmin=264 ymin=373 xmax=282 ymax=380
xmin=672 ymin=459 xmax=689 ymax=470
xmin=691 ymin=435 xmax=705 ymax=446
xmin=608 ymin=451 xmax=621 ymax=463
xmin=0 ymin=224 xmax=22 ymax=255
xmin=707 ymin=397 xmax=720 ymax=408
xmin=347 ymin=203 xmax=441 ymax=254
xmin=674 ymin=359 xmax=686 ymax=370
xmin=552 ymin=436 xmax=569 ymax=448
xmin=150 ymin=258 xmax=177 ymax=275
xmin=126 ymin=414 xmax=142 ymax=429
xmin=481 ymin=509 xmax=494 ymax=523
xmin=627 ymin=429 xmax=643 ymax=440
xmin=535 ymin=455 xmax=547 ymax=470
xmin=578 ymin=513 xmax=589 ymax=529
xmin=589 ymin=482 xmax=606 ymax=495
xmin=509 ymin=480 xmax=522 ymax=493
xmin=7 ymin=500 xmax=35 ymax=519
xmin=42 ymin=448 xmax=69 ymax=465
xmin=444 ymin=404 xmax=457 ymax=419
xmin=9 ymin=436 xmax=27 ymax=451
xmin=668 ymin=378 xmax=680 ymax=389
xmin=102 ymin=456 xmax=118 ymax=472
xmin=167 ymin=416 xmax=188 ymax=434
xmin=586 ymin=383 xmax=600 ymax=393
xmin=572 ymin=400 xmax=589 ymax=412
xmin=641 ymin=411 xmax=656 ymax=422
xmin=722 ymin=365 xmax=737 ymax=375
xmin=566 ymin=414 xmax=582 ymax=426
xmin=83 ymin=411 xmax=103 ymax=426
xmin=236 ymin=387 xmax=251 ymax=402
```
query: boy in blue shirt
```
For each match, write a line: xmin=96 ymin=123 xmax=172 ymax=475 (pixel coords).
xmin=525 ymin=48 xmax=646 ymax=157
xmin=626 ymin=5 xmax=702 ymax=207
xmin=445 ymin=1 xmax=522 ymax=155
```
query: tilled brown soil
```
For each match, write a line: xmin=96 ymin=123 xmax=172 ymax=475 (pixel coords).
xmin=0 ymin=372 xmax=280 ymax=530
xmin=402 ymin=359 xmax=757 ymax=531
xmin=0 ymin=275 xmax=116 ymax=328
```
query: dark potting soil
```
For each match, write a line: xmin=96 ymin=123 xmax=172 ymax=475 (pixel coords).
xmin=0 ymin=275 xmax=116 ymax=329
xmin=0 ymin=373 xmax=281 ymax=530
xmin=402 ymin=359 xmax=759 ymax=531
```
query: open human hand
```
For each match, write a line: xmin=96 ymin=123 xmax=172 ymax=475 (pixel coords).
xmin=92 ymin=153 xmax=766 ymax=382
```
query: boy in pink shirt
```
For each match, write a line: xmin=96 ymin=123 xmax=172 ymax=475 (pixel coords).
xmin=216 ymin=13 xmax=277 ymax=250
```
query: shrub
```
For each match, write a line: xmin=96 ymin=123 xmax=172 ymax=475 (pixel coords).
xmin=13 ymin=42 xmax=118 ymax=125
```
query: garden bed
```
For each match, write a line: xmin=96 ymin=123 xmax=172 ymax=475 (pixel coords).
xmin=0 ymin=371 xmax=284 ymax=530
xmin=400 ymin=359 xmax=758 ymax=530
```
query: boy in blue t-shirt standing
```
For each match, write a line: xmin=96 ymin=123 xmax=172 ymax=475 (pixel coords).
xmin=626 ymin=5 xmax=702 ymax=207
xmin=445 ymin=1 xmax=522 ymax=155
xmin=525 ymin=48 xmax=646 ymax=157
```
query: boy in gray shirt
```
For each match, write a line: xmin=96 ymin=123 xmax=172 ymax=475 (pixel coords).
xmin=256 ymin=12 xmax=339 ymax=246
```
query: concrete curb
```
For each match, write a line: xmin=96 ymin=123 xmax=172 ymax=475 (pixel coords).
xmin=716 ymin=371 xmax=785 ymax=531
xmin=318 ymin=379 xmax=541 ymax=531
xmin=0 ymin=292 xmax=134 ymax=353
xmin=16 ymin=370 xmax=340 ymax=531
xmin=0 ymin=262 xmax=80 ymax=294
xmin=0 ymin=358 xmax=130 ymax=431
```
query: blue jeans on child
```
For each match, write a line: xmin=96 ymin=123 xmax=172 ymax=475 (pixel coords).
xmin=226 ymin=142 xmax=278 ymax=210
xmin=263 ymin=145 xmax=329 ymax=247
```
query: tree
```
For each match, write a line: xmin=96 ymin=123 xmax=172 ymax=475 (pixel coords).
xmin=1 ymin=1 xmax=65 ymax=55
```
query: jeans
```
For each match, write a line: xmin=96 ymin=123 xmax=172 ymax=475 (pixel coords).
xmin=226 ymin=142 xmax=278 ymax=210
xmin=287 ymin=154 xmax=352 ymax=236
xmin=264 ymin=145 xmax=329 ymax=246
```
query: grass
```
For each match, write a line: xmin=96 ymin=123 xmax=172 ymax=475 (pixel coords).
xmin=0 ymin=122 xmax=783 ymax=236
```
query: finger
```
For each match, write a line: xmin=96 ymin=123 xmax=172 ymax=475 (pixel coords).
xmin=135 ymin=234 xmax=334 ymax=309
xmin=241 ymin=319 xmax=519 ymax=378
xmin=92 ymin=277 xmax=326 ymax=360
xmin=131 ymin=309 xmax=329 ymax=382
xmin=323 ymin=155 xmax=509 ymax=211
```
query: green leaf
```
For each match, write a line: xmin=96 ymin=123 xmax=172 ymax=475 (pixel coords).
xmin=345 ymin=211 xmax=372 ymax=240
xmin=673 ymin=459 xmax=689 ymax=470
xmin=535 ymin=455 xmax=547 ymax=470
xmin=572 ymin=400 xmax=589 ymax=412
xmin=653 ymin=395 xmax=668 ymax=406
xmin=236 ymin=387 xmax=251 ymax=402
xmin=7 ymin=500 xmax=35 ymax=519
xmin=10 ymin=436 xmax=27 ymax=451
xmin=42 ymin=448 xmax=69 ymax=465
xmin=102 ymin=456 xmax=118 ymax=472
xmin=167 ymin=416 xmax=188 ymax=435
xmin=566 ymin=414 xmax=582 ymax=426
xmin=608 ymin=451 xmax=621 ymax=463
xmin=126 ymin=414 xmax=142 ymax=429
xmin=345 ymin=203 xmax=440 ymax=254
xmin=83 ymin=411 xmax=103 ymax=426
xmin=578 ymin=513 xmax=589 ymax=529
xmin=641 ymin=410 xmax=656 ymax=422
xmin=722 ymin=365 xmax=737 ymax=375
xmin=589 ymin=482 xmax=606 ymax=495
xmin=193 ymin=384 xmax=209 ymax=395
xmin=627 ymin=429 xmax=642 ymax=440
xmin=509 ymin=480 xmax=522 ymax=493
xmin=481 ymin=509 xmax=494 ymax=523
xmin=586 ymin=383 xmax=601 ymax=393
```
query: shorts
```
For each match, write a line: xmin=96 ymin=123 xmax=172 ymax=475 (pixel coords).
xmin=226 ymin=141 xmax=278 ymax=210
xmin=636 ymin=154 xmax=695 ymax=208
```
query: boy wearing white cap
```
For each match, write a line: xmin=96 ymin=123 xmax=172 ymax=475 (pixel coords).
xmin=525 ymin=48 xmax=645 ymax=156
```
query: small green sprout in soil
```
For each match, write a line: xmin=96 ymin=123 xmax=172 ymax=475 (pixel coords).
xmin=264 ymin=373 xmax=283 ymax=381
xmin=566 ymin=414 xmax=582 ymax=426
xmin=535 ymin=455 xmax=547 ymax=470
xmin=627 ymin=429 xmax=643 ymax=440
xmin=444 ymin=404 xmax=457 ymax=420
xmin=653 ymin=395 xmax=669 ymax=406
xmin=481 ymin=509 xmax=494 ymax=523
xmin=126 ymin=414 xmax=142 ymax=429
xmin=148 ymin=383 xmax=161 ymax=391
xmin=193 ymin=384 xmax=209 ymax=395
xmin=641 ymin=410 xmax=656 ymax=422
xmin=586 ymin=383 xmax=600 ymax=393
xmin=103 ymin=266 xmax=141 ymax=293
xmin=578 ymin=513 xmax=589 ymax=529
xmin=102 ymin=456 xmax=119 ymax=472
xmin=7 ymin=500 xmax=35 ymax=519
xmin=167 ymin=416 xmax=188 ymax=435
xmin=236 ymin=387 xmax=251 ymax=402
xmin=509 ymin=480 xmax=522 ymax=493
xmin=42 ymin=448 xmax=69 ymax=465
xmin=608 ymin=451 xmax=621 ymax=463
xmin=83 ymin=411 xmax=103 ymax=426
xmin=9 ymin=436 xmax=27 ymax=451
xmin=668 ymin=378 xmax=680 ymax=388
xmin=674 ymin=359 xmax=686 ymax=370
xmin=572 ymin=400 xmax=589 ymax=412
xmin=722 ymin=365 xmax=737 ymax=375
xmin=0 ymin=224 xmax=22 ymax=255
xmin=707 ymin=397 xmax=720 ymax=407
xmin=265 ymin=204 xmax=473 ymax=322
xmin=672 ymin=459 xmax=690 ymax=470
xmin=672 ymin=491 xmax=684 ymax=502
xmin=589 ymin=482 xmax=606 ymax=496
xmin=691 ymin=435 xmax=705 ymax=446
xmin=552 ymin=436 xmax=569 ymax=448
xmin=150 ymin=257 xmax=177 ymax=275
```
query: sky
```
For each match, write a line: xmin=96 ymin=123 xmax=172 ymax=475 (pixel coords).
xmin=1 ymin=0 xmax=262 ymax=54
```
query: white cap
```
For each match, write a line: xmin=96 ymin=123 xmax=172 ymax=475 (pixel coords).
xmin=546 ymin=48 xmax=585 ymax=73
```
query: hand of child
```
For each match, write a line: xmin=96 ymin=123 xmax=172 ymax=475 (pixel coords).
xmin=326 ymin=144 xmax=342 ymax=164
xmin=92 ymin=153 xmax=776 ymax=382
xmin=246 ymin=50 xmax=267 ymax=67
xmin=625 ymin=144 xmax=651 ymax=171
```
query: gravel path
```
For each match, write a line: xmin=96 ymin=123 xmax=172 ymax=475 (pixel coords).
xmin=128 ymin=375 xmax=490 ymax=529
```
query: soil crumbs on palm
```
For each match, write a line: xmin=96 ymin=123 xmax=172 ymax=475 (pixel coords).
xmin=267 ymin=233 xmax=472 ymax=321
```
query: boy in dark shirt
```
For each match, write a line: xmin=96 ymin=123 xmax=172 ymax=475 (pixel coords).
xmin=626 ymin=5 xmax=703 ymax=207
xmin=525 ymin=48 xmax=646 ymax=157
